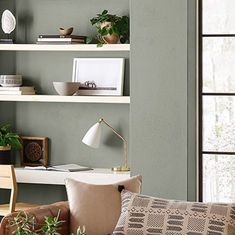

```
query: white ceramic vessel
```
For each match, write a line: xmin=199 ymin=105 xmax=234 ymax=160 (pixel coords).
xmin=53 ymin=82 xmax=79 ymax=96
xmin=0 ymin=75 xmax=22 ymax=87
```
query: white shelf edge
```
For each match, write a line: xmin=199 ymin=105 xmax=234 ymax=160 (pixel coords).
xmin=0 ymin=95 xmax=130 ymax=104
xmin=0 ymin=44 xmax=130 ymax=52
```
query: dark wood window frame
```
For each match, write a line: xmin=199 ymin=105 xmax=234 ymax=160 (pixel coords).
xmin=199 ymin=0 xmax=235 ymax=201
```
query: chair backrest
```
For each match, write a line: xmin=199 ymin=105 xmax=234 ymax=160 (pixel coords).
xmin=0 ymin=165 xmax=18 ymax=213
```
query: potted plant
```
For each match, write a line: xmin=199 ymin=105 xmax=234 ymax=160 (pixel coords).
xmin=90 ymin=10 xmax=129 ymax=46
xmin=0 ymin=124 xmax=22 ymax=164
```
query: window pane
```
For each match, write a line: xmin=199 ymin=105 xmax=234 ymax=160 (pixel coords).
xmin=203 ymin=154 xmax=235 ymax=202
xmin=203 ymin=96 xmax=235 ymax=152
xmin=203 ymin=37 xmax=235 ymax=92
xmin=203 ymin=0 xmax=235 ymax=34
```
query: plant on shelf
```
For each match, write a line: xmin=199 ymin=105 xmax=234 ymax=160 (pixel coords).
xmin=0 ymin=124 xmax=22 ymax=164
xmin=90 ymin=10 xmax=129 ymax=47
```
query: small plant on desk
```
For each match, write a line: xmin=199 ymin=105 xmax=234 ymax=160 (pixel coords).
xmin=0 ymin=124 xmax=22 ymax=164
xmin=0 ymin=124 xmax=22 ymax=150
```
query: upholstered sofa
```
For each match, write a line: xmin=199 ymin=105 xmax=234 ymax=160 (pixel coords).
xmin=1 ymin=176 xmax=235 ymax=235
xmin=0 ymin=176 xmax=142 ymax=235
xmin=0 ymin=201 xmax=69 ymax=235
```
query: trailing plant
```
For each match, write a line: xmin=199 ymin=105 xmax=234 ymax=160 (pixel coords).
xmin=90 ymin=10 xmax=129 ymax=46
xmin=0 ymin=124 xmax=22 ymax=149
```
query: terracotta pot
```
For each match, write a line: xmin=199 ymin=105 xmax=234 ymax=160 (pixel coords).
xmin=0 ymin=146 xmax=12 ymax=164
xmin=101 ymin=22 xmax=119 ymax=44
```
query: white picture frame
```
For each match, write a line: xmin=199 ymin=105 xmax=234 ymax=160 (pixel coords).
xmin=72 ymin=58 xmax=125 ymax=96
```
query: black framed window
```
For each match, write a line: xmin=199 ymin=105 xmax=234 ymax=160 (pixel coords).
xmin=199 ymin=0 xmax=235 ymax=202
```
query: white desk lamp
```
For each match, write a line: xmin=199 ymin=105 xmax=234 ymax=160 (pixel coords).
xmin=82 ymin=118 xmax=130 ymax=172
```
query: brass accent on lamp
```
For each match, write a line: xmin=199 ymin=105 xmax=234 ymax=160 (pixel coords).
xmin=82 ymin=118 xmax=130 ymax=172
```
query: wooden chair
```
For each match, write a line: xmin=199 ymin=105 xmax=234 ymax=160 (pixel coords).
xmin=0 ymin=165 xmax=39 ymax=216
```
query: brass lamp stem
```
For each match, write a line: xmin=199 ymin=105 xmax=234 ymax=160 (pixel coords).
xmin=99 ymin=118 xmax=130 ymax=172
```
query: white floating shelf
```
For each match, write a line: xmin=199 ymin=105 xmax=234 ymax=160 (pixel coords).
xmin=0 ymin=95 xmax=130 ymax=104
xmin=0 ymin=44 xmax=130 ymax=52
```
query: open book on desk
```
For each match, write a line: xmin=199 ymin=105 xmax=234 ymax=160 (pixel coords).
xmin=24 ymin=164 xmax=93 ymax=172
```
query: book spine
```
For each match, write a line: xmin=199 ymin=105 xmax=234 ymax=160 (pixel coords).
xmin=0 ymin=86 xmax=35 ymax=91
xmin=0 ymin=41 xmax=13 ymax=44
xmin=36 ymin=41 xmax=85 ymax=45
xmin=38 ymin=35 xmax=86 ymax=39
xmin=37 ymin=38 xmax=85 ymax=42
xmin=0 ymin=91 xmax=36 ymax=95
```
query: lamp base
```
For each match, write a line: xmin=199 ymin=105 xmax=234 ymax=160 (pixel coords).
xmin=112 ymin=166 xmax=130 ymax=172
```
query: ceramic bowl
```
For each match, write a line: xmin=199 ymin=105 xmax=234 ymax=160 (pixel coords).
xmin=59 ymin=27 xmax=73 ymax=36
xmin=0 ymin=75 xmax=22 ymax=87
xmin=53 ymin=82 xmax=79 ymax=96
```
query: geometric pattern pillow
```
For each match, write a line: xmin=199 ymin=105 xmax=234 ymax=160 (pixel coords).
xmin=112 ymin=190 xmax=235 ymax=235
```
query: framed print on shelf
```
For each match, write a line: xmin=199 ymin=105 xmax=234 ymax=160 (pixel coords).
xmin=20 ymin=136 xmax=49 ymax=167
xmin=72 ymin=58 xmax=125 ymax=96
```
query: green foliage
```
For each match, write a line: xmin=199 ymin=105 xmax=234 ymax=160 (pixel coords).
xmin=8 ymin=211 xmax=37 ymax=235
xmin=7 ymin=210 xmax=64 ymax=235
xmin=90 ymin=10 xmax=129 ymax=46
xmin=0 ymin=124 xmax=22 ymax=149
xmin=39 ymin=210 xmax=65 ymax=235
xmin=85 ymin=36 xmax=93 ymax=44
xmin=76 ymin=226 xmax=86 ymax=235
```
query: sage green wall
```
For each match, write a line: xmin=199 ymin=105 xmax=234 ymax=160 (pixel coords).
xmin=0 ymin=0 xmax=16 ymax=205
xmin=0 ymin=2 xmax=16 ymax=130
xmin=0 ymin=0 xmax=197 ymax=203
xmin=1 ymin=0 xmax=131 ymax=204
xmin=13 ymin=1 xmax=130 ymax=170
xmin=187 ymin=0 xmax=197 ymax=201
xmin=130 ymin=0 xmax=197 ymax=200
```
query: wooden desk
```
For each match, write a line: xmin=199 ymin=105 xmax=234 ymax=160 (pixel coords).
xmin=15 ymin=168 xmax=130 ymax=185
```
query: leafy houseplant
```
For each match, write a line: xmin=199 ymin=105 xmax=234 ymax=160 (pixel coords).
xmin=0 ymin=124 xmax=22 ymax=164
xmin=90 ymin=10 xmax=129 ymax=46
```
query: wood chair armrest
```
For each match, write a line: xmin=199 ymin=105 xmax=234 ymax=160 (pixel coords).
xmin=0 ymin=201 xmax=70 ymax=235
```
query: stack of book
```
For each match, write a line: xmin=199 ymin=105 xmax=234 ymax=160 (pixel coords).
xmin=0 ymin=39 xmax=13 ymax=44
xmin=37 ymin=35 xmax=86 ymax=44
xmin=0 ymin=86 xmax=36 ymax=95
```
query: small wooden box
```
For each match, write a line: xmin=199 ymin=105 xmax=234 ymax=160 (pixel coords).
xmin=20 ymin=136 xmax=49 ymax=166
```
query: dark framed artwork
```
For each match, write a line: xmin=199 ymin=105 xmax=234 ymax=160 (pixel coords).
xmin=20 ymin=136 xmax=49 ymax=166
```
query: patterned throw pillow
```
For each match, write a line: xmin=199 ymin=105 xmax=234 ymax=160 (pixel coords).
xmin=112 ymin=190 xmax=235 ymax=235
